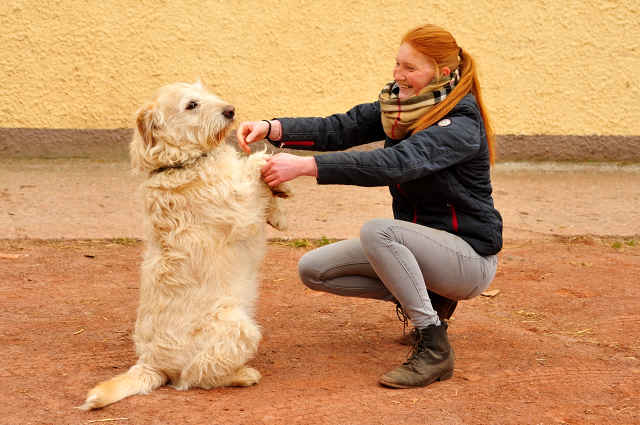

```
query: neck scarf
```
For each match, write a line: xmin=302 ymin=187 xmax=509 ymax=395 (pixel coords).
xmin=379 ymin=68 xmax=460 ymax=140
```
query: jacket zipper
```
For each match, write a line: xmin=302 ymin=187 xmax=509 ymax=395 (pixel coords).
xmin=279 ymin=141 xmax=314 ymax=148
xmin=447 ymin=202 xmax=459 ymax=232
xmin=396 ymin=184 xmax=417 ymax=223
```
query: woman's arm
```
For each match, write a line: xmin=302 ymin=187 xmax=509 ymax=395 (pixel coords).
xmin=315 ymin=102 xmax=484 ymax=187
xmin=236 ymin=102 xmax=384 ymax=154
xmin=276 ymin=102 xmax=385 ymax=152
xmin=261 ymin=111 xmax=481 ymax=188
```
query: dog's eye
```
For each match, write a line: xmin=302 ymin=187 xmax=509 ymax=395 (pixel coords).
xmin=186 ymin=101 xmax=198 ymax=110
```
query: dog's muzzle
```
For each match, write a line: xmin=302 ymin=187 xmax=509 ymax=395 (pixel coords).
xmin=223 ymin=105 xmax=235 ymax=119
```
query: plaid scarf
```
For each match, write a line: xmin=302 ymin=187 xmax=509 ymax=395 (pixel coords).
xmin=379 ymin=68 xmax=460 ymax=140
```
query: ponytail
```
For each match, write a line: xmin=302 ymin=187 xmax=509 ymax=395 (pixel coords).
xmin=403 ymin=25 xmax=496 ymax=164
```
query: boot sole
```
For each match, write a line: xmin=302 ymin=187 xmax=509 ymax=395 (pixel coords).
xmin=379 ymin=370 xmax=454 ymax=389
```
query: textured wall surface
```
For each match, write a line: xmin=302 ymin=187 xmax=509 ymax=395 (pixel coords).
xmin=1 ymin=1 xmax=639 ymax=156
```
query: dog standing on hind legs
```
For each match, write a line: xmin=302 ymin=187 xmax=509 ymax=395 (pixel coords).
xmin=78 ymin=81 xmax=291 ymax=411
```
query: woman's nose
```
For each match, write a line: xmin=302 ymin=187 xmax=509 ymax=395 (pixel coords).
xmin=394 ymin=67 xmax=403 ymax=81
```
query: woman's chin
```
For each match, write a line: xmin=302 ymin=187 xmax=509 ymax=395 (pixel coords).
xmin=397 ymin=86 xmax=418 ymax=99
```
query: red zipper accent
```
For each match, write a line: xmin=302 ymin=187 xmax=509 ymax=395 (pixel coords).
xmin=396 ymin=184 xmax=417 ymax=223
xmin=279 ymin=141 xmax=314 ymax=147
xmin=391 ymin=99 xmax=402 ymax=140
xmin=448 ymin=203 xmax=459 ymax=232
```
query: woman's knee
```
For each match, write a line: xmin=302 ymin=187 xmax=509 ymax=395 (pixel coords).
xmin=360 ymin=218 xmax=394 ymax=245
xmin=297 ymin=250 xmax=322 ymax=290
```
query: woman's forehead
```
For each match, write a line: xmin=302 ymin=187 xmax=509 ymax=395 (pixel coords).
xmin=396 ymin=43 xmax=429 ymax=66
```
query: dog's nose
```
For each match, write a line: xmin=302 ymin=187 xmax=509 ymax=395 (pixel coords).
xmin=223 ymin=105 xmax=235 ymax=119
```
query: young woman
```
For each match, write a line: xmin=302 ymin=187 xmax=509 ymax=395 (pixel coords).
xmin=236 ymin=24 xmax=503 ymax=389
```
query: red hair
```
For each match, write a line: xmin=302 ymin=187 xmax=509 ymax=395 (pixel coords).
xmin=402 ymin=24 xmax=496 ymax=164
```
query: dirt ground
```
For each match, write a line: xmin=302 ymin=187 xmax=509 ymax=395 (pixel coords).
xmin=1 ymin=158 xmax=640 ymax=424
xmin=1 ymin=237 xmax=639 ymax=425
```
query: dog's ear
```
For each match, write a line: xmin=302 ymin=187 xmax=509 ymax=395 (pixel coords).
xmin=135 ymin=101 xmax=160 ymax=148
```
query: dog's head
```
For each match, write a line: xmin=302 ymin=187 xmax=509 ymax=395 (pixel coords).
xmin=130 ymin=81 xmax=235 ymax=172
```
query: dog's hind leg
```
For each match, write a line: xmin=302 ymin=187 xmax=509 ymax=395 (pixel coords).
xmin=221 ymin=365 xmax=262 ymax=387
xmin=174 ymin=317 xmax=262 ymax=390
xmin=77 ymin=364 xmax=167 ymax=411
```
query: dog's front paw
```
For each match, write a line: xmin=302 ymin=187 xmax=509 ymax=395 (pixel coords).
xmin=270 ymin=182 xmax=293 ymax=199
xmin=267 ymin=199 xmax=288 ymax=231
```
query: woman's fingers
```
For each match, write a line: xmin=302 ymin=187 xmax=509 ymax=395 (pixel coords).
xmin=236 ymin=121 xmax=269 ymax=153
xmin=247 ymin=126 xmax=266 ymax=143
xmin=260 ymin=154 xmax=295 ymax=186
xmin=236 ymin=122 xmax=252 ymax=153
xmin=261 ymin=156 xmax=279 ymax=186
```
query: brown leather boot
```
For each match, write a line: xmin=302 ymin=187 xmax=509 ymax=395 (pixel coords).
xmin=381 ymin=322 xmax=454 ymax=388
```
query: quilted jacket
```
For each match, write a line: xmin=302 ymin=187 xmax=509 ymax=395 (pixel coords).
xmin=271 ymin=93 xmax=503 ymax=256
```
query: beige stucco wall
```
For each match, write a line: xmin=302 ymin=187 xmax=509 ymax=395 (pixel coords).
xmin=1 ymin=1 xmax=639 ymax=147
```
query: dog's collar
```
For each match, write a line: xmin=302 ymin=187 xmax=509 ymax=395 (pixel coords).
xmin=152 ymin=153 xmax=209 ymax=174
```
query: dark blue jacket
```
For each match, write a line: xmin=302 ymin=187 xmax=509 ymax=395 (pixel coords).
xmin=272 ymin=93 xmax=503 ymax=256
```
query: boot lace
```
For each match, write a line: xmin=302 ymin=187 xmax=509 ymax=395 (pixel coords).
xmin=405 ymin=328 xmax=424 ymax=361
xmin=396 ymin=301 xmax=409 ymax=339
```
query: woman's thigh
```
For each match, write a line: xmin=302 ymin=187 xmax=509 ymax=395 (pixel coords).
xmin=360 ymin=218 xmax=498 ymax=300
xmin=297 ymin=238 xmax=394 ymax=300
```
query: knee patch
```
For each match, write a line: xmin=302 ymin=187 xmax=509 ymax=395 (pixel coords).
xmin=297 ymin=252 xmax=320 ymax=289
xmin=359 ymin=218 xmax=389 ymax=244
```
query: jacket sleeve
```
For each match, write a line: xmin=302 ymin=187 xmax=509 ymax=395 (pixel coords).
xmin=274 ymin=102 xmax=386 ymax=151
xmin=314 ymin=104 xmax=484 ymax=187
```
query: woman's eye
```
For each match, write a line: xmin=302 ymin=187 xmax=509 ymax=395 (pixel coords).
xmin=186 ymin=102 xmax=198 ymax=110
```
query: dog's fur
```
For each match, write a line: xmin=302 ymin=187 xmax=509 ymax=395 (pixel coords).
xmin=79 ymin=81 xmax=291 ymax=411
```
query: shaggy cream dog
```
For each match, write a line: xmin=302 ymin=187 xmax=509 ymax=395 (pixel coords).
xmin=79 ymin=81 xmax=291 ymax=411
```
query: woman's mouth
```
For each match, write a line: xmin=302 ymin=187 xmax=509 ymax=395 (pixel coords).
xmin=397 ymin=83 xmax=412 ymax=89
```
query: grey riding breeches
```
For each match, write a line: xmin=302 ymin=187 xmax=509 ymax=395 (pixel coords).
xmin=298 ymin=218 xmax=498 ymax=328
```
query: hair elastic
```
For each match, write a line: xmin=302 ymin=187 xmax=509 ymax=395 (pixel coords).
xmin=262 ymin=120 xmax=274 ymax=143
xmin=459 ymin=48 xmax=463 ymax=57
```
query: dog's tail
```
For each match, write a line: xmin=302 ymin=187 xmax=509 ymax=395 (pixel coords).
xmin=77 ymin=363 xmax=166 ymax=411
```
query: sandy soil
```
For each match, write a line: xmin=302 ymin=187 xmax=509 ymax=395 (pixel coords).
xmin=1 ymin=159 xmax=639 ymax=241
xmin=1 ymin=158 xmax=640 ymax=424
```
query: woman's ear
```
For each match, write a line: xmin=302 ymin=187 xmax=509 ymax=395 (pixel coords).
xmin=135 ymin=101 xmax=160 ymax=148
xmin=441 ymin=67 xmax=451 ymax=77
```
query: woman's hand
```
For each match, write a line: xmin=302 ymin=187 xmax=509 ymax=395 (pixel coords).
xmin=261 ymin=153 xmax=318 ymax=186
xmin=236 ymin=120 xmax=282 ymax=153
xmin=236 ymin=121 xmax=268 ymax=153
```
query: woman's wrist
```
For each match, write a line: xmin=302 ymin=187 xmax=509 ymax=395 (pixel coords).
xmin=268 ymin=120 xmax=283 ymax=141
xmin=303 ymin=156 xmax=318 ymax=178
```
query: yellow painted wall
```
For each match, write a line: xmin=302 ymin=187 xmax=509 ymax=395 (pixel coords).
xmin=1 ymin=0 xmax=638 ymax=136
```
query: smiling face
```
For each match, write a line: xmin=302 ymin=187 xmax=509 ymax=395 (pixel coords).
xmin=393 ymin=43 xmax=445 ymax=99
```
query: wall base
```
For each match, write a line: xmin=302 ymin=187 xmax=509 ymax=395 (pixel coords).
xmin=1 ymin=128 xmax=639 ymax=162
xmin=496 ymin=134 xmax=640 ymax=162
xmin=0 ymin=128 xmax=133 ymax=159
